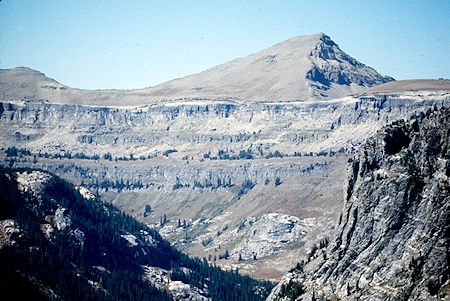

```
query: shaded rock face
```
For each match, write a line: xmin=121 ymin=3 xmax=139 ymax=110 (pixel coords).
xmin=269 ymin=107 xmax=449 ymax=300
xmin=306 ymin=35 xmax=393 ymax=90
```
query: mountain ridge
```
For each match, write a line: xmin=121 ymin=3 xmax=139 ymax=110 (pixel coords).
xmin=0 ymin=33 xmax=393 ymax=105
xmin=140 ymin=32 xmax=393 ymax=101
xmin=0 ymin=166 xmax=274 ymax=300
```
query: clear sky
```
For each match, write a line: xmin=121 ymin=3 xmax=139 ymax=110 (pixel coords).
xmin=1 ymin=0 xmax=449 ymax=89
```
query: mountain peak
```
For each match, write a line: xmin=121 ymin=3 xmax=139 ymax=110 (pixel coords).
xmin=275 ymin=32 xmax=328 ymax=43
xmin=141 ymin=33 xmax=393 ymax=101
xmin=0 ymin=34 xmax=393 ymax=105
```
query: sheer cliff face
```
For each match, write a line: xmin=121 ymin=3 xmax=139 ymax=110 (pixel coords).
xmin=305 ymin=34 xmax=393 ymax=99
xmin=1 ymin=92 xmax=448 ymax=160
xmin=269 ymin=107 xmax=449 ymax=300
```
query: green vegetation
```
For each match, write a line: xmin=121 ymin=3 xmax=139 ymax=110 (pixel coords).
xmin=0 ymin=166 xmax=273 ymax=300
xmin=278 ymin=280 xmax=305 ymax=300
xmin=0 ymin=167 xmax=171 ymax=300
xmin=143 ymin=204 xmax=152 ymax=217
xmin=237 ymin=179 xmax=255 ymax=199
xmin=162 ymin=149 xmax=177 ymax=157
xmin=274 ymin=177 xmax=282 ymax=186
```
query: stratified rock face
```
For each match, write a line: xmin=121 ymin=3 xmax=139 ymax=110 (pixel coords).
xmin=269 ymin=107 xmax=449 ymax=300
xmin=306 ymin=34 xmax=393 ymax=99
xmin=1 ymin=83 xmax=449 ymax=281
xmin=1 ymin=90 xmax=448 ymax=160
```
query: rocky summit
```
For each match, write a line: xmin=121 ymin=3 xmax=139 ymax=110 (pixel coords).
xmin=0 ymin=33 xmax=393 ymax=106
xmin=268 ymin=107 xmax=449 ymax=300
xmin=138 ymin=33 xmax=394 ymax=102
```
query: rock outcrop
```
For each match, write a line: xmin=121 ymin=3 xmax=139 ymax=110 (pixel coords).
xmin=268 ymin=107 xmax=449 ymax=300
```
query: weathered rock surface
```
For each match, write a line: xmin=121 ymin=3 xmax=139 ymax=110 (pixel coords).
xmin=1 ymin=89 xmax=448 ymax=159
xmin=231 ymin=213 xmax=310 ymax=260
xmin=268 ymin=107 xmax=449 ymax=300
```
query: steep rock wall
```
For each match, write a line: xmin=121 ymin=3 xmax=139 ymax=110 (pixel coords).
xmin=1 ymin=92 xmax=448 ymax=159
xmin=268 ymin=107 xmax=449 ymax=300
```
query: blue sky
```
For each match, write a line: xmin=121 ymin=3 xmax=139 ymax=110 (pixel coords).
xmin=1 ymin=0 xmax=449 ymax=89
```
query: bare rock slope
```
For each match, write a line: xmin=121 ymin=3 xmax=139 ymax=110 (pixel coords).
xmin=268 ymin=107 xmax=449 ymax=300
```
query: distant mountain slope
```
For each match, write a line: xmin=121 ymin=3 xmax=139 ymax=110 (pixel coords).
xmin=0 ymin=167 xmax=273 ymax=300
xmin=268 ymin=107 xmax=449 ymax=300
xmin=140 ymin=33 xmax=393 ymax=101
xmin=358 ymin=79 xmax=450 ymax=94
xmin=0 ymin=33 xmax=393 ymax=106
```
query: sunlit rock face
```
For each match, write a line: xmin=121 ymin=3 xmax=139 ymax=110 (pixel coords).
xmin=268 ymin=107 xmax=449 ymax=300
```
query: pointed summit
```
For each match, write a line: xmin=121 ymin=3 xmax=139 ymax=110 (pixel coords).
xmin=142 ymin=33 xmax=393 ymax=101
xmin=0 ymin=34 xmax=393 ymax=105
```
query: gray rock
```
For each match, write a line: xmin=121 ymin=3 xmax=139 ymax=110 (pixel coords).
xmin=268 ymin=107 xmax=449 ymax=300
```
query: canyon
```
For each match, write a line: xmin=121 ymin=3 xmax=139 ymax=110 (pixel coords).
xmin=1 ymin=33 xmax=449 ymax=281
